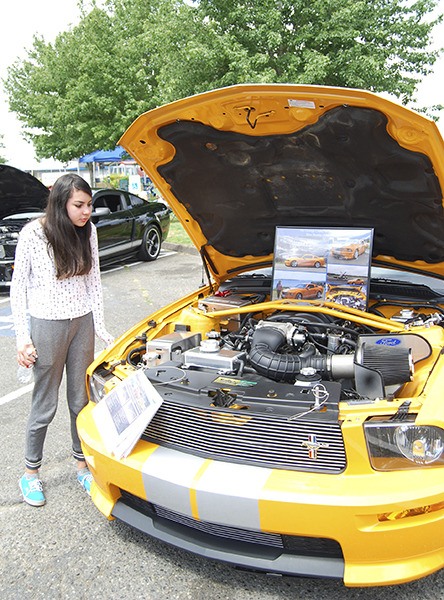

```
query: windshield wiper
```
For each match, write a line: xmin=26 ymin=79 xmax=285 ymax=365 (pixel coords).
xmin=370 ymin=278 xmax=444 ymax=301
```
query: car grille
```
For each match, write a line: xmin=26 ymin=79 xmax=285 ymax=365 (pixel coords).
xmin=119 ymin=489 xmax=343 ymax=559
xmin=156 ymin=504 xmax=284 ymax=548
xmin=142 ymin=399 xmax=346 ymax=473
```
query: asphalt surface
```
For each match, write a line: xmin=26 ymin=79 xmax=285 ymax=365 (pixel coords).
xmin=1 ymin=246 xmax=443 ymax=600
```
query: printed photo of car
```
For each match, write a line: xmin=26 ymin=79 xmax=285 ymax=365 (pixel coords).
xmin=347 ymin=277 xmax=365 ymax=285
xmin=331 ymin=242 xmax=367 ymax=260
xmin=0 ymin=165 xmax=171 ymax=287
xmin=284 ymin=253 xmax=325 ymax=268
xmin=282 ymin=282 xmax=323 ymax=299
xmin=77 ymin=84 xmax=444 ymax=587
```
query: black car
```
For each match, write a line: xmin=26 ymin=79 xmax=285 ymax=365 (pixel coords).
xmin=0 ymin=165 xmax=171 ymax=288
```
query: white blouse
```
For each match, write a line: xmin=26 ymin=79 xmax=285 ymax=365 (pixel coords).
xmin=10 ymin=219 xmax=113 ymax=348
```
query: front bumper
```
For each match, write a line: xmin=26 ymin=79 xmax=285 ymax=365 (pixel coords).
xmin=78 ymin=402 xmax=444 ymax=587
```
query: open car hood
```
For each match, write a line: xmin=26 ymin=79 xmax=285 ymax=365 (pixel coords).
xmin=119 ymin=84 xmax=444 ymax=283
xmin=0 ymin=164 xmax=48 ymax=219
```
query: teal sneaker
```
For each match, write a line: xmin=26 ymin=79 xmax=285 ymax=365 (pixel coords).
xmin=77 ymin=468 xmax=93 ymax=495
xmin=19 ymin=474 xmax=46 ymax=507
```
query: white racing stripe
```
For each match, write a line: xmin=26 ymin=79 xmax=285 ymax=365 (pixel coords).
xmin=142 ymin=446 xmax=206 ymax=517
xmin=141 ymin=446 xmax=271 ymax=529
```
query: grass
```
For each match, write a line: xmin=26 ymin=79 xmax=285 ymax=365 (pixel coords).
xmin=167 ymin=216 xmax=193 ymax=246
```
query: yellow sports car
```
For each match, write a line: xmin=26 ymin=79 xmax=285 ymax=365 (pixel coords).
xmin=282 ymin=282 xmax=324 ymax=299
xmin=331 ymin=242 xmax=367 ymax=260
xmin=284 ymin=254 xmax=325 ymax=268
xmin=77 ymin=84 xmax=444 ymax=588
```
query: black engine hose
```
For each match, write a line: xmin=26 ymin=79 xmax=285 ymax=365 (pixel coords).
xmin=127 ymin=345 xmax=146 ymax=366
xmin=249 ymin=327 xmax=328 ymax=382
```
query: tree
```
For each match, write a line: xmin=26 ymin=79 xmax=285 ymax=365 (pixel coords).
xmin=3 ymin=0 xmax=442 ymax=163
xmin=4 ymin=1 xmax=164 ymax=162
xmin=159 ymin=0 xmax=442 ymax=102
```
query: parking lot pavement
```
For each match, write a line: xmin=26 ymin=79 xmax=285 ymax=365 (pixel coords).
xmin=1 ymin=249 xmax=443 ymax=599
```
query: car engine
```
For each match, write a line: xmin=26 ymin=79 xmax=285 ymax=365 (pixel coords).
xmin=124 ymin=289 xmax=435 ymax=415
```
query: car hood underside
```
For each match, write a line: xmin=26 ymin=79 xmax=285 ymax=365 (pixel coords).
xmin=0 ymin=164 xmax=49 ymax=219
xmin=119 ymin=84 xmax=444 ymax=281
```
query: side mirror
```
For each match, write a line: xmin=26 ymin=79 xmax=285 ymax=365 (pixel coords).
xmin=92 ymin=206 xmax=111 ymax=217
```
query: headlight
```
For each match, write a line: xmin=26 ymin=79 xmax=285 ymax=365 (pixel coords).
xmin=364 ymin=419 xmax=444 ymax=470
xmin=89 ymin=371 xmax=109 ymax=403
xmin=395 ymin=425 xmax=444 ymax=464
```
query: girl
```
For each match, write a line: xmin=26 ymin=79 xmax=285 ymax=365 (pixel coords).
xmin=11 ymin=173 xmax=113 ymax=506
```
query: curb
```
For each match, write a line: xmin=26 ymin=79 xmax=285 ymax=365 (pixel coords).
xmin=163 ymin=242 xmax=199 ymax=256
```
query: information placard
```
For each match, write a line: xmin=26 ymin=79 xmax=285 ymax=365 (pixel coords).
xmin=272 ymin=227 xmax=374 ymax=310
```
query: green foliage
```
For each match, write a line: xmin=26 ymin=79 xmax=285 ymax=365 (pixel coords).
xmin=98 ymin=173 xmax=127 ymax=188
xmin=168 ymin=216 xmax=193 ymax=246
xmin=3 ymin=0 xmax=442 ymax=162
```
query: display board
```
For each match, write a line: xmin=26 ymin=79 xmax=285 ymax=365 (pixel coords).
xmin=272 ymin=227 xmax=374 ymax=310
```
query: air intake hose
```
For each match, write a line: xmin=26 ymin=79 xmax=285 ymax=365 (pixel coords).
xmin=249 ymin=326 xmax=413 ymax=387
xmin=249 ymin=327 xmax=328 ymax=382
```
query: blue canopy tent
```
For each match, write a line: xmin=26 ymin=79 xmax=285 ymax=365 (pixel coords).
xmin=78 ymin=146 xmax=127 ymax=164
xmin=78 ymin=146 xmax=129 ymax=185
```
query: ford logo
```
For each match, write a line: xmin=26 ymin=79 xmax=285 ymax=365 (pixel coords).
xmin=376 ymin=337 xmax=401 ymax=346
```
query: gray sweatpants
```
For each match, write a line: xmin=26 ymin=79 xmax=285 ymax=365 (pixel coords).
xmin=25 ymin=313 xmax=94 ymax=471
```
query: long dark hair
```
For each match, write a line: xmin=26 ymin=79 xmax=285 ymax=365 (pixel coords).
xmin=43 ymin=174 xmax=93 ymax=279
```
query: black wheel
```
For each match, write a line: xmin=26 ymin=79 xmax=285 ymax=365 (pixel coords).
xmin=290 ymin=260 xmax=298 ymax=267
xmin=296 ymin=293 xmax=303 ymax=299
xmin=316 ymin=291 xmax=322 ymax=298
xmin=314 ymin=261 xmax=321 ymax=268
xmin=353 ymin=249 xmax=359 ymax=259
xmin=139 ymin=225 xmax=161 ymax=261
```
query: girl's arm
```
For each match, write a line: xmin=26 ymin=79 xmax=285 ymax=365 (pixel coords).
xmin=86 ymin=225 xmax=114 ymax=345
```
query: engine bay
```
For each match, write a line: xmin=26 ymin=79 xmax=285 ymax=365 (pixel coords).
xmin=119 ymin=276 xmax=441 ymax=423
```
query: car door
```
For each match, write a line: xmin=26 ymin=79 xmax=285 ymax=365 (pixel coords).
xmin=92 ymin=190 xmax=134 ymax=259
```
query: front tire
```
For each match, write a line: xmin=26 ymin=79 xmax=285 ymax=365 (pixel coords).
xmin=139 ymin=225 xmax=161 ymax=261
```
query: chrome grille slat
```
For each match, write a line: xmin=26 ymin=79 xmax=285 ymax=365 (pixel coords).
xmin=154 ymin=504 xmax=284 ymax=548
xmin=142 ymin=399 xmax=346 ymax=473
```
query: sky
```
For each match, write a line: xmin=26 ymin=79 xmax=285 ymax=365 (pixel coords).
xmin=1 ymin=0 xmax=443 ymax=171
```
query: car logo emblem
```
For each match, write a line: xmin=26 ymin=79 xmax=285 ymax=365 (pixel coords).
xmin=301 ymin=434 xmax=330 ymax=459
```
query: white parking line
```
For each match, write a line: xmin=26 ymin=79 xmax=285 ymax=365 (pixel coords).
xmin=0 ymin=383 xmax=34 ymax=406
xmin=102 ymin=250 xmax=176 ymax=274
xmin=0 ymin=347 xmax=105 ymax=407
xmin=103 ymin=261 xmax=143 ymax=274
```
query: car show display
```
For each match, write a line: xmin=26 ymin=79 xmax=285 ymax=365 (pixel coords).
xmin=272 ymin=226 xmax=373 ymax=308
xmin=77 ymin=84 xmax=444 ymax=587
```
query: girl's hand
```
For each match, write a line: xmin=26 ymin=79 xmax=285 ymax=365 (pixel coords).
xmin=17 ymin=344 xmax=38 ymax=368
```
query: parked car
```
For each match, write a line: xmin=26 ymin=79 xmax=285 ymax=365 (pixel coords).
xmin=77 ymin=84 xmax=444 ymax=587
xmin=347 ymin=277 xmax=365 ymax=285
xmin=284 ymin=253 xmax=325 ymax=268
xmin=331 ymin=242 xmax=367 ymax=260
xmin=0 ymin=166 xmax=170 ymax=287
xmin=90 ymin=188 xmax=170 ymax=262
xmin=282 ymin=282 xmax=323 ymax=299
